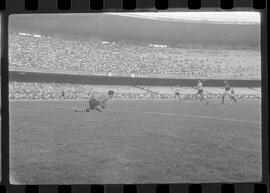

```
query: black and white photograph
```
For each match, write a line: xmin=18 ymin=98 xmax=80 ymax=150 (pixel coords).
xmin=8 ymin=12 xmax=261 ymax=184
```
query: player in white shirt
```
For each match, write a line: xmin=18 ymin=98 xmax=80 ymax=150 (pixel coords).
xmin=174 ymin=85 xmax=182 ymax=102
xmin=221 ymin=80 xmax=237 ymax=104
xmin=194 ymin=80 xmax=209 ymax=105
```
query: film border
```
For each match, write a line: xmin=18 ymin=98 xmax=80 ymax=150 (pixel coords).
xmin=0 ymin=0 xmax=268 ymax=193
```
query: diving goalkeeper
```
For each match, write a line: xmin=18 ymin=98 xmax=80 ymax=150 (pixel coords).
xmin=76 ymin=90 xmax=115 ymax=112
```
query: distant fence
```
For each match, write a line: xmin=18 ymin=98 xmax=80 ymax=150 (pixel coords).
xmin=9 ymin=71 xmax=261 ymax=87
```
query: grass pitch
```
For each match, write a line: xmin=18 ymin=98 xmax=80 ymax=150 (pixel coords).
xmin=9 ymin=99 xmax=262 ymax=184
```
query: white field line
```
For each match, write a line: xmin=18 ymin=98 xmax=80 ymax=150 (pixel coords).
xmin=17 ymin=104 xmax=261 ymax=125
xmin=106 ymin=109 xmax=261 ymax=125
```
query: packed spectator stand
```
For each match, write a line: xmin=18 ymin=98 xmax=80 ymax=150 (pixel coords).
xmin=9 ymin=31 xmax=261 ymax=80
xmin=8 ymin=31 xmax=261 ymax=101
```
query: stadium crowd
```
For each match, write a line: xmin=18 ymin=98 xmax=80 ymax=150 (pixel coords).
xmin=9 ymin=82 xmax=261 ymax=101
xmin=9 ymin=31 xmax=261 ymax=79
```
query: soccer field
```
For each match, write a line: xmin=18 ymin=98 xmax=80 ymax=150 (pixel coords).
xmin=9 ymin=99 xmax=262 ymax=184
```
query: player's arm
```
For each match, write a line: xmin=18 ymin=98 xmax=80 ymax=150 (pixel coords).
xmin=192 ymin=85 xmax=198 ymax=90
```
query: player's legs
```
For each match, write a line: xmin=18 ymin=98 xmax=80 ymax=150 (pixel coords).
xmin=230 ymin=94 xmax=237 ymax=103
xmin=75 ymin=98 xmax=98 ymax=112
xmin=193 ymin=92 xmax=200 ymax=100
xmin=192 ymin=92 xmax=197 ymax=100
xmin=221 ymin=91 xmax=229 ymax=104
xmin=76 ymin=108 xmax=87 ymax=112
xmin=75 ymin=107 xmax=92 ymax=112
xmin=179 ymin=95 xmax=182 ymax=102
xmin=200 ymin=93 xmax=209 ymax=105
xmin=197 ymin=90 xmax=206 ymax=103
xmin=222 ymin=91 xmax=236 ymax=103
xmin=176 ymin=94 xmax=182 ymax=102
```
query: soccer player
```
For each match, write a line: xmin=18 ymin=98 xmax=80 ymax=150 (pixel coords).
xmin=60 ymin=90 xmax=65 ymax=101
xmin=174 ymin=85 xmax=182 ymax=102
xmin=221 ymin=80 xmax=237 ymax=104
xmin=194 ymin=80 xmax=209 ymax=105
xmin=76 ymin=90 xmax=115 ymax=112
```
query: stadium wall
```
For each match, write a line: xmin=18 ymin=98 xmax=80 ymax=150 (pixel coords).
xmin=10 ymin=14 xmax=260 ymax=48
xmin=9 ymin=71 xmax=261 ymax=87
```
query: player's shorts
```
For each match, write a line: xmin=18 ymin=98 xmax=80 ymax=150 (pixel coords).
xmin=89 ymin=98 xmax=100 ymax=109
xmin=223 ymin=90 xmax=231 ymax=96
xmin=175 ymin=92 xmax=180 ymax=96
xmin=197 ymin=89 xmax=203 ymax=95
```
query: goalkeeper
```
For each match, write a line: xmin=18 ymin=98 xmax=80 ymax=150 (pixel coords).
xmin=76 ymin=90 xmax=115 ymax=112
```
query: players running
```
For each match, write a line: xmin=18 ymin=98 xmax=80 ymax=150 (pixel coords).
xmin=76 ymin=90 xmax=115 ymax=112
xmin=221 ymin=80 xmax=237 ymax=104
xmin=194 ymin=80 xmax=209 ymax=105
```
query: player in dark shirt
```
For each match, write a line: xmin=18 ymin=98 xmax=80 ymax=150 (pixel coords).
xmin=60 ymin=90 xmax=65 ymax=101
xmin=221 ymin=81 xmax=237 ymax=104
xmin=76 ymin=90 xmax=115 ymax=112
